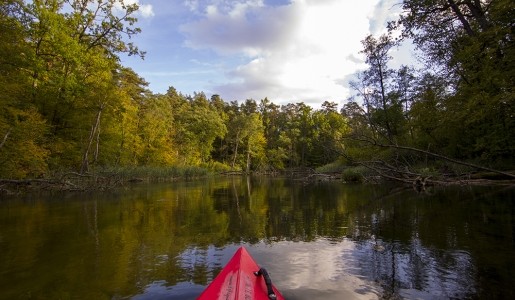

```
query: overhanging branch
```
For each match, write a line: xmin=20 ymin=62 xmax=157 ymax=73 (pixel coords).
xmin=348 ymin=136 xmax=515 ymax=178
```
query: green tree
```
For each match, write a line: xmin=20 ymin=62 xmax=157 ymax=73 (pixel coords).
xmin=0 ymin=0 xmax=50 ymax=178
xmin=174 ymin=93 xmax=227 ymax=165
xmin=354 ymin=34 xmax=406 ymax=142
xmin=259 ymin=98 xmax=287 ymax=170
xmin=242 ymin=113 xmax=266 ymax=172
xmin=310 ymin=102 xmax=349 ymax=165
xmin=225 ymin=101 xmax=266 ymax=171
xmin=16 ymin=0 xmax=145 ymax=173
xmin=408 ymin=73 xmax=449 ymax=152
xmin=395 ymin=0 xmax=515 ymax=160
xmin=0 ymin=108 xmax=49 ymax=178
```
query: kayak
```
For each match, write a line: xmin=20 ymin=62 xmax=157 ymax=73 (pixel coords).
xmin=197 ymin=247 xmax=284 ymax=300
xmin=197 ymin=246 xmax=285 ymax=300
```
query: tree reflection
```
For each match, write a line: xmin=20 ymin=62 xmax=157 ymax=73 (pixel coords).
xmin=0 ymin=180 xmax=513 ymax=299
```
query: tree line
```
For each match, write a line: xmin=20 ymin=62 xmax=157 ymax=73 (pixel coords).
xmin=0 ymin=0 xmax=513 ymax=180
xmin=343 ymin=0 xmax=514 ymax=181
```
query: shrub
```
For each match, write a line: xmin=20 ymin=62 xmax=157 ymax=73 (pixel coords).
xmin=341 ymin=166 xmax=366 ymax=182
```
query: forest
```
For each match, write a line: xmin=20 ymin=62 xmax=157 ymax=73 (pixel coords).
xmin=0 ymin=0 xmax=513 ymax=184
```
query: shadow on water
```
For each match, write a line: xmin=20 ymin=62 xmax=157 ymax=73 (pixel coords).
xmin=0 ymin=177 xmax=514 ymax=299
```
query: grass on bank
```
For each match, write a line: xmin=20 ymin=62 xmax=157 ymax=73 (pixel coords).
xmin=46 ymin=165 xmax=215 ymax=187
xmin=81 ymin=161 xmax=237 ymax=181
xmin=316 ymin=161 xmax=368 ymax=183
xmin=0 ymin=163 xmax=238 ymax=193
xmin=98 ymin=165 xmax=210 ymax=181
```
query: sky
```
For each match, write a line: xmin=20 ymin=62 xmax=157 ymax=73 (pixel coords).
xmin=120 ymin=0 xmax=410 ymax=108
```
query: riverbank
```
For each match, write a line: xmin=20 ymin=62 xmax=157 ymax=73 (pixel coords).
xmin=1 ymin=164 xmax=514 ymax=196
xmin=0 ymin=166 xmax=212 ymax=195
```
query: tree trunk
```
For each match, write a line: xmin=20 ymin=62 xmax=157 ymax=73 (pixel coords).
xmin=231 ymin=131 xmax=240 ymax=169
xmin=0 ymin=129 xmax=11 ymax=150
xmin=93 ymin=116 xmax=101 ymax=164
xmin=447 ymin=0 xmax=475 ymax=36
xmin=466 ymin=0 xmax=490 ymax=31
xmin=116 ymin=127 xmax=125 ymax=165
xmin=81 ymin=105 xmax=103 ymax=174
xmin=378 ymin=62 xmax=393 ymax=140
xmin=246 ymin=143 xmax=251 ymax=173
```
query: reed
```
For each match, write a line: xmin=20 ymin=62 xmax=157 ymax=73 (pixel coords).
xmin=315 ymin=161 xmax=346 ymax=173
xmin=93 ymin=165 xmax=210 ymax=182
xmin=341 ymin=167 xmax=366 ymax=183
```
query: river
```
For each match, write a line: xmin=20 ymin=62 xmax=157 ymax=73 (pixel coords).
xmin=0 ymin=177 xmax=514 ymax=299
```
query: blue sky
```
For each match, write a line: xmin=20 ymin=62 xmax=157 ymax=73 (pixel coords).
xmin=120 ymin=0 xmax=408 ymax=108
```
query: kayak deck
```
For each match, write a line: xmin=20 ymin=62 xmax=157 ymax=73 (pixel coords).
xmin=197 ymin=247 xmax=284 ymax=300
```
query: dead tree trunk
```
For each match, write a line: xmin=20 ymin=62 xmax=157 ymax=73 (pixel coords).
xmin=231 ymin=131 xmax=240 ymax=170
xmin=0 ymin=128 xmax=11 ymax=150
xmin=93 ymin=117 xmax=101 ymax=164
xmin=246 ymin=143 xmax=251 ymax=173
xmin=81 ymin=104 xmax=104 ymax=174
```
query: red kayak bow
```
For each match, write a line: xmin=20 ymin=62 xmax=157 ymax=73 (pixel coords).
xmin=197 ymin=247 xmax=284 ymax=300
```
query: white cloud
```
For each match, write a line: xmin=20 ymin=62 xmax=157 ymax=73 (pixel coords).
xmin=138 ymin=4 xmax=155 ymax=18
xmin=368 ymin=0 xmax=401 ymax=35
xmin=176 ymin=0 xmax=409 ymax=107
xmin=180 ymin=1 xmax=301 ymax=56
xmin=184 ymin=0 xmax=199 ymax=12
xmin=117 ymin=0 xmax=154 ymax=18
xmin=140 ymin=70 xmax=216 ymax=77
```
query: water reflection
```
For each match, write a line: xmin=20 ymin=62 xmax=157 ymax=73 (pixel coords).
xmin=0 ymin=178 xmax=514 ymax=299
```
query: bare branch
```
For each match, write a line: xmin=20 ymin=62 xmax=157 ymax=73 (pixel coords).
xmin=348 ymin=136 xmax=515 ymax=178
xmin=0 ymin=128 xmax=11 ymax=150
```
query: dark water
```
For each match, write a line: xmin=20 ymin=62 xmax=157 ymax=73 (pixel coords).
xmin=0 ymin=177 xmax=514 ymax=299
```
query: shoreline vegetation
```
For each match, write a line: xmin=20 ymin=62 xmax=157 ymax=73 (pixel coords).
xmin=1 ymin=159 xmax=513 ymax=195
xmin=1 ymin=1 xmax=513 ymax=193
xmin=0 ymin=166 xmax=210 ymax=194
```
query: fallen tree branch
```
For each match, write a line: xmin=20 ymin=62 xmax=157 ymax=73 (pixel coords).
xmin=357 ymin=162 xmax=414 ymax=184
xmin=0 ymin=179 xmax=58 ymax=185
xmin=348 ymin=136 xmax=515 ymax=179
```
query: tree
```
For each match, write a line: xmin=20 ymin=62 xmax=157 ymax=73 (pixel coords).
xmin=173 ymin=93 xmax=227 ymax=165
xmin=408 ymin=73 xmax=449 ymax=152
xmin=242 ymin=113 xmax=266 ymax=172
xmin=0 ymin=108 xmax=49 ymax=179
xmin=311 ymin=103 xmax=349 ymax=165
xmin=0 ymin=0 xmax=50 ymax=178
xmin=0 ymin=0 xmax=149 ymax=177
xmin=224 ymin=102 xmax=266 ymax=172
xmin=259 ymin=98 xmax=287 ymax=170
xmin=395 ymin=0 xmax=515 ymax=160
xmin=350 ymin=34 xmax=406 ymax=143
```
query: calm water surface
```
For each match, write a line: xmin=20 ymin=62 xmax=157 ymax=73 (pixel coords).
xmin=0 ymin=177 xmax=514 ymax=299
